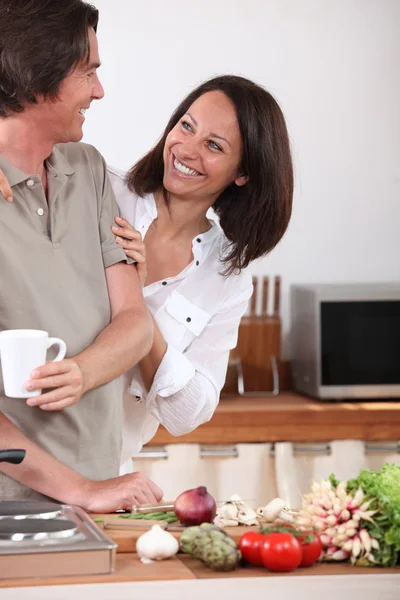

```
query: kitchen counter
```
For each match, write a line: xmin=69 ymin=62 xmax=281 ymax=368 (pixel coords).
xmin=1 ymin=553 xmax=399 ymax=599
xmin=1 ymin=514 xmax=399 ymax=597
xmin=149 ymin=392 xmax=400 ymax=444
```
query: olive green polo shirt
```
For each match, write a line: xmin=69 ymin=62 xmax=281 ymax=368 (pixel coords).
xmin=0 ymin=142 xmax=131 ymax=500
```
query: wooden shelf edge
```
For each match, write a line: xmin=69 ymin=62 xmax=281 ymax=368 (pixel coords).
xmin=146 ymin=392 xmax=400 ymax=445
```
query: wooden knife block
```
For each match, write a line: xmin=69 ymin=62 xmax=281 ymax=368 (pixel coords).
xmin=223 ymin=275 xmax=285 ymax=394
xmin=235 ymin=314 xmax=281 ymax=392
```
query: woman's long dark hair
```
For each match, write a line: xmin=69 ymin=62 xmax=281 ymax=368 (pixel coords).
xmin=127 ymin=75 xmax=293 ymax=275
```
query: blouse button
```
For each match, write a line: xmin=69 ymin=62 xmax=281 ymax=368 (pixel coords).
xmin=162 ymin=281 xmax=167 ymax=286
xmin=37 ymin=208 xmax=44 ymax=216
xmin=196 ymin=238 xmax=201 ymax=243
xmin=196 ymin=261 xmax=199 ymax=266
xmin=186 ymin=317 xmax=191 ymax=323
xmin=27 ymin=179 xmax=35 ymax=187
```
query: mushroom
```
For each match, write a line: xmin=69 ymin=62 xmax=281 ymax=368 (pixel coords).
xmin=257 ymin=497 xmax=288 ymax=522
xmin=256 ymin=497 xmax=300 ymax=524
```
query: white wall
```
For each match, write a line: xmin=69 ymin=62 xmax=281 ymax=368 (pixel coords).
xmin=83 ymin=0 xmax=400 ymax=350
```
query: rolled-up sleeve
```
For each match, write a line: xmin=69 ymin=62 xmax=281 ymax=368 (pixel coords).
xmin=134 ymin=275 xmax=253 ymax=436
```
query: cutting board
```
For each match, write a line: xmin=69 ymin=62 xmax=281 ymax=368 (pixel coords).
xmin=179 ymin=555 xmax=400 ymax=579
xmin=90 ymin=514 xmax=259 ymax=554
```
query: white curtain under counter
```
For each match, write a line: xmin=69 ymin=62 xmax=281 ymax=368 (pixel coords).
xmin=131 ymin=441 xmax=400 ymax=508
xmin=131 ymin=443 xmax=277 ymax=506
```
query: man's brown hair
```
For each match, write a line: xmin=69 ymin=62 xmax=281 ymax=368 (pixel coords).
xmin=0 ymin=0 xmax=99 ymax=117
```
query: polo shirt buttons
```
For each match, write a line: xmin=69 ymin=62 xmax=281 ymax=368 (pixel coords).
xmin=37 ymin=208 xmax=44 ymax=216
xmin=196 ymin=238 xmax=201 ymax=243
xmin=186 ymin=317 xmax=191 ymax=323
xmin=162 ymin=281 xmax=167 ymax=286
xmin=196 ymin=261 xmax=200 ymax=266
xmin=27 ymin=179 xmax=35 ymax=187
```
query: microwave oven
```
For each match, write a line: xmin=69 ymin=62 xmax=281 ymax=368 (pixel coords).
xmin=290 ymin=283 xmax=400 ymax=400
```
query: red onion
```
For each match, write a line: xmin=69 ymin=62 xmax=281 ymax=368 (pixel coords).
xmin=174 ymin=486 xmax=217 ymax=526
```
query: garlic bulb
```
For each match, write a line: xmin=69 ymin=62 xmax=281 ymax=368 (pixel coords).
xmin=214 ymin=494 xmax=259 ymax=527
xmin=136 ymin=525 xmax=179 ymax=563
xmin=236 ymin=506 xmax=258 ymax=526
xmin=214 ymin=516 xmax=239 ymax=527
xmin=219 ymin=502 xmax=239 ymax=520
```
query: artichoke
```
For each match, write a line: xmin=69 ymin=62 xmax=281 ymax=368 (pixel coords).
xmin=180 ymin=523 xmax=215 ymax=553
xmin=180 ymin=523 xmax=241 ymax=571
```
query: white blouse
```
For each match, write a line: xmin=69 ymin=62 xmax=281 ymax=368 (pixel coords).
xmin=108 ymin=168 xmax=253 ymax=464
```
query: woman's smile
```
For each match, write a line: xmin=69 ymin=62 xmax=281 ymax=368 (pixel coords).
xmin=171 ymin=154 xmax=204 ymax=178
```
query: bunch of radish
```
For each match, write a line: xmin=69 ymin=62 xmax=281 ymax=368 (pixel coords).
xmin=295 ymin=479 xmax=379 ymax=564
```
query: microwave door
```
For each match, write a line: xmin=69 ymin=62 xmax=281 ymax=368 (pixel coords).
xmin=320 ymin=300 xmax=400 ymax=399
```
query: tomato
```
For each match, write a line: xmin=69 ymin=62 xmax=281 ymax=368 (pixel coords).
xmin=238 ymin=531 xmax=265 ymax=566
xmin=260 ymin=524 xmax=323 ymax=568
xmin=261 ymin=532 xmax=302 ymax=572
xmin=298 ymin=531 xmax=323 ymax=567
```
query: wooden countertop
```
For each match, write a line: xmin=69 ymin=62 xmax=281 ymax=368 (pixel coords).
xmin=1 ymin=515 xmax=399 ymax=590
xmin=2 ymin=552 xmax=399 ymax=589
xmin=149 ymin=392 xmax=400 ymax=444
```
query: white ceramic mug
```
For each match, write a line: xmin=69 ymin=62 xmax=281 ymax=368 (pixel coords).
xmin=0 ymin=329 xmax=67 ymax=399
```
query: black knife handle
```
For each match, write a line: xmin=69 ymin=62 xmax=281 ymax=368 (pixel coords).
xmin=0 ymin=449 xmax=26 ymax=464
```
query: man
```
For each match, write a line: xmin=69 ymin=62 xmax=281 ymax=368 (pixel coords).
xmin=0 ymin=0 xmax=163 ymax=510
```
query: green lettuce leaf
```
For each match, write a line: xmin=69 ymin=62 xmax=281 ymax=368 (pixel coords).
xmin=347 ymin=464 xmax=400 ymax=567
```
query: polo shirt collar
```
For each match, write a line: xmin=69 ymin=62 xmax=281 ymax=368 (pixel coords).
xmin=0 ymin=144 xmax=75 ymax=188
xmin=0 ymin=154 xmax=29 ymax=188
xmin=46 ymin=145 xmax=75 ymax=177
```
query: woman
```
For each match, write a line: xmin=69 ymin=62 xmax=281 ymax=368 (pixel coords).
xmin=0 ymin=75 xmax=293 ymax=472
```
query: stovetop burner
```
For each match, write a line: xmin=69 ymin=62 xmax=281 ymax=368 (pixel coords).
xmin=0 ymin=517 xmax=78 ymax=542
xmin=0 ymin=501 xmax=62 ymax=520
